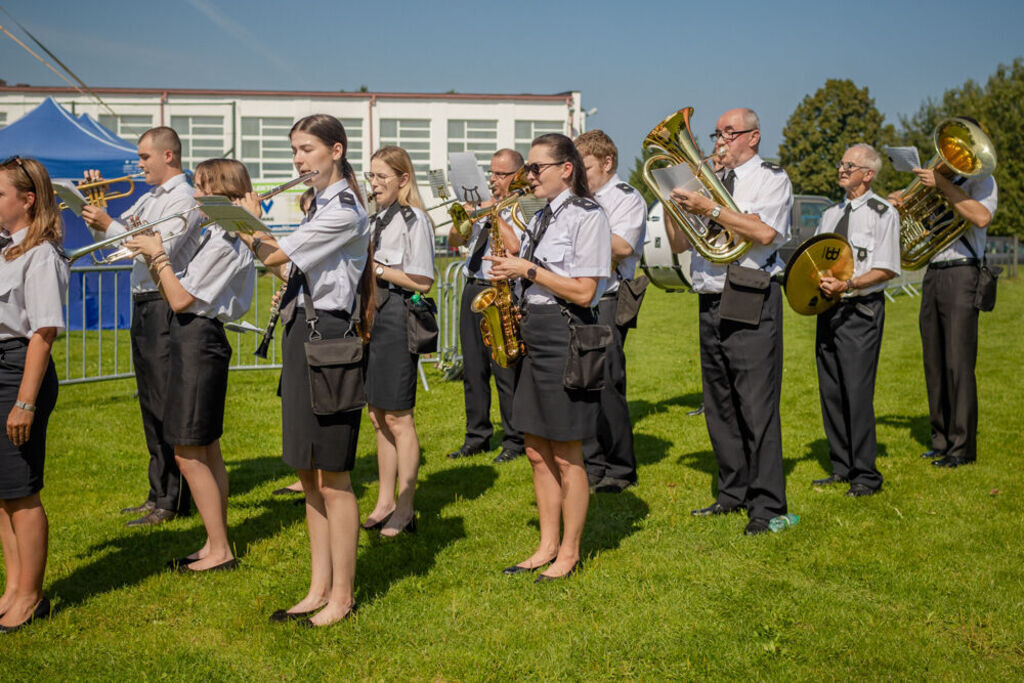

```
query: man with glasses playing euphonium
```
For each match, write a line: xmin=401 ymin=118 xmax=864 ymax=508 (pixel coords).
xmin=446 ymin=149 xmax=527 ymax=464
xmin=664 ymin=108 xmax=792 ymax=536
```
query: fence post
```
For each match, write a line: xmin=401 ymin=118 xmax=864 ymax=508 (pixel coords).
xmin=1014 ymin=234 xmax=1019 ymax=279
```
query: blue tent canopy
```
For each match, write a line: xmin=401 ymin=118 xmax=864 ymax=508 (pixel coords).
xmin=0 ymin=98 xmax=148 ymax=330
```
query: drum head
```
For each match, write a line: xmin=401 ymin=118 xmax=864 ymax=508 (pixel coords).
xmin=641 ymin=201 xmax=692 ymax=291
xmin=783 ymin=233 xmax=854 ymax=315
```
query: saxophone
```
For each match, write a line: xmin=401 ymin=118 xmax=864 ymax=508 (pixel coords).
xmin=470 ymin=185 xmax=530 ymax=368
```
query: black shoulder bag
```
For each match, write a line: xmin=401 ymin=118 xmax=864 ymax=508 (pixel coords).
xmin=959 ymin=236 xmax=999 ymax=312
xmin=615 ymin=274 xmax=649 ymax=329
xmin=301 ymin=276 xmax=366 ymax=414
xmin=559 ymin=301 xmax=613 ymax=392
xmin=406 ymin=294 xmax=439 ymax=354
xmin=720 ymin=263 xmax=770 ymax=325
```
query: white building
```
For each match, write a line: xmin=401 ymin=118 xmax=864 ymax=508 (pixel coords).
xmin=0 ymin=85 xmax=586 ymax=229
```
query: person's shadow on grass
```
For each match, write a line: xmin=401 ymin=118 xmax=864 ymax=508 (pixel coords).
xmin=876 ymin=413 xmax=931 ymax=452
xmin=582 ymin=489 xmax=649 ymax=556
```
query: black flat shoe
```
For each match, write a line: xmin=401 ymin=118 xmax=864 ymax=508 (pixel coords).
xmin=176 ymin=558 xmax=238 ymax=574
xmin=269 ymin=607 xmax=321 ymax=623
xmin=846 ymin=483 xmax=882 ymax=497
xmin=272 ymin=486 xmax=303 ymax=496
xmin=165 ymin=555 xmax=199 ymax=570
xmin=0 ymin=596 xmax=51 ymax=634
xmin=361 ymin=512 xmax=393 ymax=531
xmin=744 ymin=518 xmax=771 ymax=536
xmin=811 ymin=474 xmax=848 ymax=486
xmin=503 ymin=556 xmax=557 ymax=575
xmin=920 ymin=449 xmax=941 ymax=459
xmin=535 ymin=561 xmax=581 ymax=583
xmin=446 ymin=444 xmax=486 ymax=460
xmin=932 ymin=454 xmax=976 ymax=468
xmin=493 ymin=448 xmax=524 ymax=464
xmin=691 ymin=502 xmax=739 ymax=517
xmin=380 ymin=515 xmax=416 ymax=537
xmin=297 ymin=603 xmax=358 ymax=628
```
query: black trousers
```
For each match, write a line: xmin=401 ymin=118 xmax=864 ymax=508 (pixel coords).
xmin=698 ymin=282 xmax=786 ymax=520
xmin=131 ymin=297 xmax=190 ymax=513
xmin=815 ymin=295 xmax=885 ymax=488
xmin=920 ymin=265 xmax=979 ymax=460
xmin=583 ymin=295 xmax=636 ymax=483
xmin=459 ymin=280 xmax=522 ymax=452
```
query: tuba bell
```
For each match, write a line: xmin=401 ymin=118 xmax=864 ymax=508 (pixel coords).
xmin=641 ymin=107 xmax=751 ymax=264
xmin=894 ymin=117 xmax=997 ymax=270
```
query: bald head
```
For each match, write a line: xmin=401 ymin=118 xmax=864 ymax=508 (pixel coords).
xmin=715 ymin=108 xmax=762 ymax=169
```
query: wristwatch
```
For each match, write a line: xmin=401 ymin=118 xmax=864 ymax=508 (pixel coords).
xmin=709 ymin=206 xmax=722 ymax=220
xmin=527 ymin=265 xmax=538 ymax=280
xmin=251 ymin=236 xmax=263 ymax=252
xmin=15 ymin=400 xmax=35 ymax=413
xmin=375 ymin=265 xmax=384 ymax=277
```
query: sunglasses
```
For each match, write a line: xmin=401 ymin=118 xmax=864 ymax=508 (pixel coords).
xmin=1 ymin=155 xmax=37 ymax=197
xmin=523 ymin=161 xmax=565 ymax=176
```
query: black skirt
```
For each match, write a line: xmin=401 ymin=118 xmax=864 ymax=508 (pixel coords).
xmin=0 ymin=339 xmax=58 ymax=500
xmin=365 ymin=291 xmax=418 ymax=411
xmin=514 ymin=304 xmax=600 ymax=442
xmin=163 ymin=314 xmax=231 ymax=446
xmin=281 ymin=308 xmax=361 ymax=472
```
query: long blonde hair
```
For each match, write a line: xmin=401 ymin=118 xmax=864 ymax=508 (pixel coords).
xmin=0 ymin=156 xmax=63 ymax=261
xmin=371 ymin=146 xmax=430 ymax=216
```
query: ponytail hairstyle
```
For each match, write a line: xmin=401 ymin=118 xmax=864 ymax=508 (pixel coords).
xmin=0 ymin=156 xmax=63 ymax=261
xmin=370 ymin=145 xmax=431 ymax=218
xmin=289 ymin=114 xmax=364 ymax=208
xmin=532 ymin=133 xmax=592 ymax=199
xmin=193 ymin=158 xmax=253 ymax=200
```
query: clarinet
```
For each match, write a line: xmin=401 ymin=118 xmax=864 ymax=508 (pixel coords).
xmin=254 ymin=282 xmax=285 ymax=359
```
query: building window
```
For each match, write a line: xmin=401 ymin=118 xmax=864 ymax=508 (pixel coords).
xmin=447 ymin=119 xmax=498 ymax=166
xmin=339 ymin=117 xmax=363 ymax=174
xmin=170 ymin=115 xmax=225 ymax=170
xmin=241 ymin=116 xmax=294 ymax=179
xmin=514 ymin=120 xmax=564 ymax=157
xmin=379 ymin=118 xmax=430 ymax=182
xmin=98 ymin=114 xmax=154 ymax=140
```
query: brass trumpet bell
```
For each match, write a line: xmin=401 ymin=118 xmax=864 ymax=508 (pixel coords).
xmin=783 ymin=233 xmax=854 ymax=315
xmin=56 ymin=173 xmax=143 ymax=211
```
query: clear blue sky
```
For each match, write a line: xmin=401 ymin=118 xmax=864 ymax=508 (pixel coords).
xmin=1 ymin=0 xmax=1021 ymax=165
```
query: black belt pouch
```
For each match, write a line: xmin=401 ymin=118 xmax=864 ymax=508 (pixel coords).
xmin=719 ymin=263 xmax=769 ymax=325
xmin=615 ymin=275 xmax=649 ymax=329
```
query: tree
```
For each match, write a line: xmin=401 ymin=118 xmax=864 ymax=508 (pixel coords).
xmin=627 ymin=150 xmax=658 ymax=207
xmin=898 ymin=58 xmax=1023 ymax=235
xmin=779 ymin=79 xmax=897 ymax=201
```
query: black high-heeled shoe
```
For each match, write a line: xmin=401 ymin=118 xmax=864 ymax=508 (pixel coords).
xmin=0 ymin=596 xmax=51 ymax=634
xmin=269 ymin=607 xmax=322 ymax=623
xmin=165 ymin=555 xmax=199 ymax=570
xmin=535 ymin=560 xmax=582 ymax=583
xmin=175 ymin=558 xmax=239 ymax=574
xmin=361 ymin=511 xmax=393 ymax=532
xmin=379 ymin=514 xmax=416 ymax=538
xmin=503 ymin=556 xmax=557 ymax=576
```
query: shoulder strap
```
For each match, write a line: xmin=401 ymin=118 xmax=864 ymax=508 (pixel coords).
xmin=958 ymin=234 xmax=984 ymax=265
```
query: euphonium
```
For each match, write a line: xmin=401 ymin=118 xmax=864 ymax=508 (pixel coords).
xmin=469 ymin=185 xmax=530 ymax=368
xmin=895 ymin=117 xmax=997 ymax=270
xmin=641 ymin=107 xmax=750 ymax=264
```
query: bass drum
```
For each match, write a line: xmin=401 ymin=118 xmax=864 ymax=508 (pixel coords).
xmin=640 ymin=201 xmax=692 ymax=291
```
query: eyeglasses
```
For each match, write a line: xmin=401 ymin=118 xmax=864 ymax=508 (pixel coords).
xmin=489 ymin=168 xmax=518 ymax=177
xmin=1 ymin=155 xmax=37 ymax=196
xmin=523 ymin=161 xmax=564 ymax=176
xmin=836 ymin=161 xmax=871 ymax=173
xmin=364 ymin=172 xmax=398 ymax=182
xmin=709 ymin=129 xmax=756 ymax=143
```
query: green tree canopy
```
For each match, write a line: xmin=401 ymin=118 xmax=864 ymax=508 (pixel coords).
xmin=627 ymin=149 xmax=657 ymax=207
xmin=897 ymin=58 xmax=1023 ymax=236
xmin=779 ymin=79 xmax=897 ymax=201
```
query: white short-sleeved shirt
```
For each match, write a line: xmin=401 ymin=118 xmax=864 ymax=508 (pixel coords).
xmin=816 ymin=190 xmax=901 ymax=296
xmin=519 ymin=189 xmax=611 ymax=307
xmin=593 ymin=174 xmax=647 ymax=293
xmin=0 ymin=230 xmax=69 ymax=339
xmin=92 ymin=173 xmax=202 ymax=294
xmin=929 ymin=175 xmax=998 ymax=264
xmin=178 ymin=225 xmax=255 ymax=322
xmin=463 ymin=204 xmax=526 ymax=280
xmin=277 ymin=179 xmax=369 ymax=314
xmin=372 ymin=203 xmax=435 ymax=280
xmin=690 ymin=154 xmax=793 ymax=294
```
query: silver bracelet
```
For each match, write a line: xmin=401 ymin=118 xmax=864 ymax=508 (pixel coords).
xmin=15 ymin=400 xmax=35 ymax=413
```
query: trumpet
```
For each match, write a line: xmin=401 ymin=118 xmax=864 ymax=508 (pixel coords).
xmin=444 ymin=167 xmax=532 ymax=237
xmin=56 ymin=173 xmax=145 ymax=211
xmin=70 ymin=171 xmax=319 ymax=264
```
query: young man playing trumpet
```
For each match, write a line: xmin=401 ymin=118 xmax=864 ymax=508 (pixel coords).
xmin=82 ymin=127 xmax=202 ymax=526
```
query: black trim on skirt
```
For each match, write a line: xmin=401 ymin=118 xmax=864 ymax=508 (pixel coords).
xmin=366 ymin=292 xmax=418 ymax=411
xmin=0 ymin=339 xmax=58 ymax=500
xmin=514 ymin=304 xmax=599 ymax=442
xmin=163 ymin=313 xmax=232 ymax=446
xmin=281 ymin=308 xmax=360 ymax=473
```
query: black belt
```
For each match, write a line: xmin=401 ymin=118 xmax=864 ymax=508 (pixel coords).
xmin=467 ymin=277 xmax=491 ymax=287
xmin=376 ymin=279 xmax=413 ymax=296
xmin=133 ymin=291 xmax=163 ymax=303
xmin=839 ymin=291 xmax=885 ymax=304
xmin=928 ymin=258 xmax=978 ymax=270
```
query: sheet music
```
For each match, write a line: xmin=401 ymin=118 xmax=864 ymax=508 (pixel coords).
xmin=195 ymin=196 xmax=266 ymax=235
xmin=447 ymin=152 xmax=491 ymax=204
xmin=53 ymin=179 xmax=89 ymax=216
xmin=883 ymin=146 xmax=921 ymax=172
xmin=649 ymin=163 xmax=703 ymax=199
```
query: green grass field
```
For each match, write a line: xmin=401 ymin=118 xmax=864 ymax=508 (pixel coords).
xmin=2 ymin=278 xmax=1023 ymax=679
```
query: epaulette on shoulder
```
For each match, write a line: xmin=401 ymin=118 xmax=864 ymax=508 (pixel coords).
xmin=400 ymin=204 xmax=416 ymax=222
xmin=337 ymin=191 xmax=357 ymax=207
xmin=866 ymin=198 xmax=889 ymax=216
xmin=761 ymin=161 xmax=783 ymax=172
xmin=616 ymin=182 xmax=635 ymax=194
xmin=569 ymin=196 xmax=600 ymax=211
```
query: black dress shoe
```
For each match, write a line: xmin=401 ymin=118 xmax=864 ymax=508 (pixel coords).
xmin=594 ymin=477 xmax=637 ymax=493
xmin=269 ymin=607 xmax=320 ymax=623
xmin=120 ymin=500 xmax=156 ymax=515
xmin=503 ymin=556 xmax=556 ymax=575
xmin=361 ymin=512 xmax=393 ymax=532
xmin=691 ymin=502 xmax=738 ymax=517
xmin=811 ymin=474 xmax=848 ymax=486
xmin=686 ymin=404 xmax=706 ymax=417
xmin=0 ymin=596 xmax=51 ymax=634
xmin=175 ymin=558 xmax=238 ymax=573
xmin=493 ymin=448 xmax=524 ymax=464
xmin=846 ymin=483 xmax=882 ymax=497
xmin=920 ymin=449 xmax=941 ymax=459
xmin=744 ymin=518 xmax=771 ymax=536
xmin=126 ymin=508 xmax=176 ymax=527
xmin=297 ymin=603 xmax=357 ymax=628
xmin=932 ymin=454 xmax=976 ymax=468
xmin=446 ymin=444 xmax=486 ymax=459
xmin=165 ymin=555 xmax=198 ymax=570
xmin=535 ymin=561 xmax=581 ymax=583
